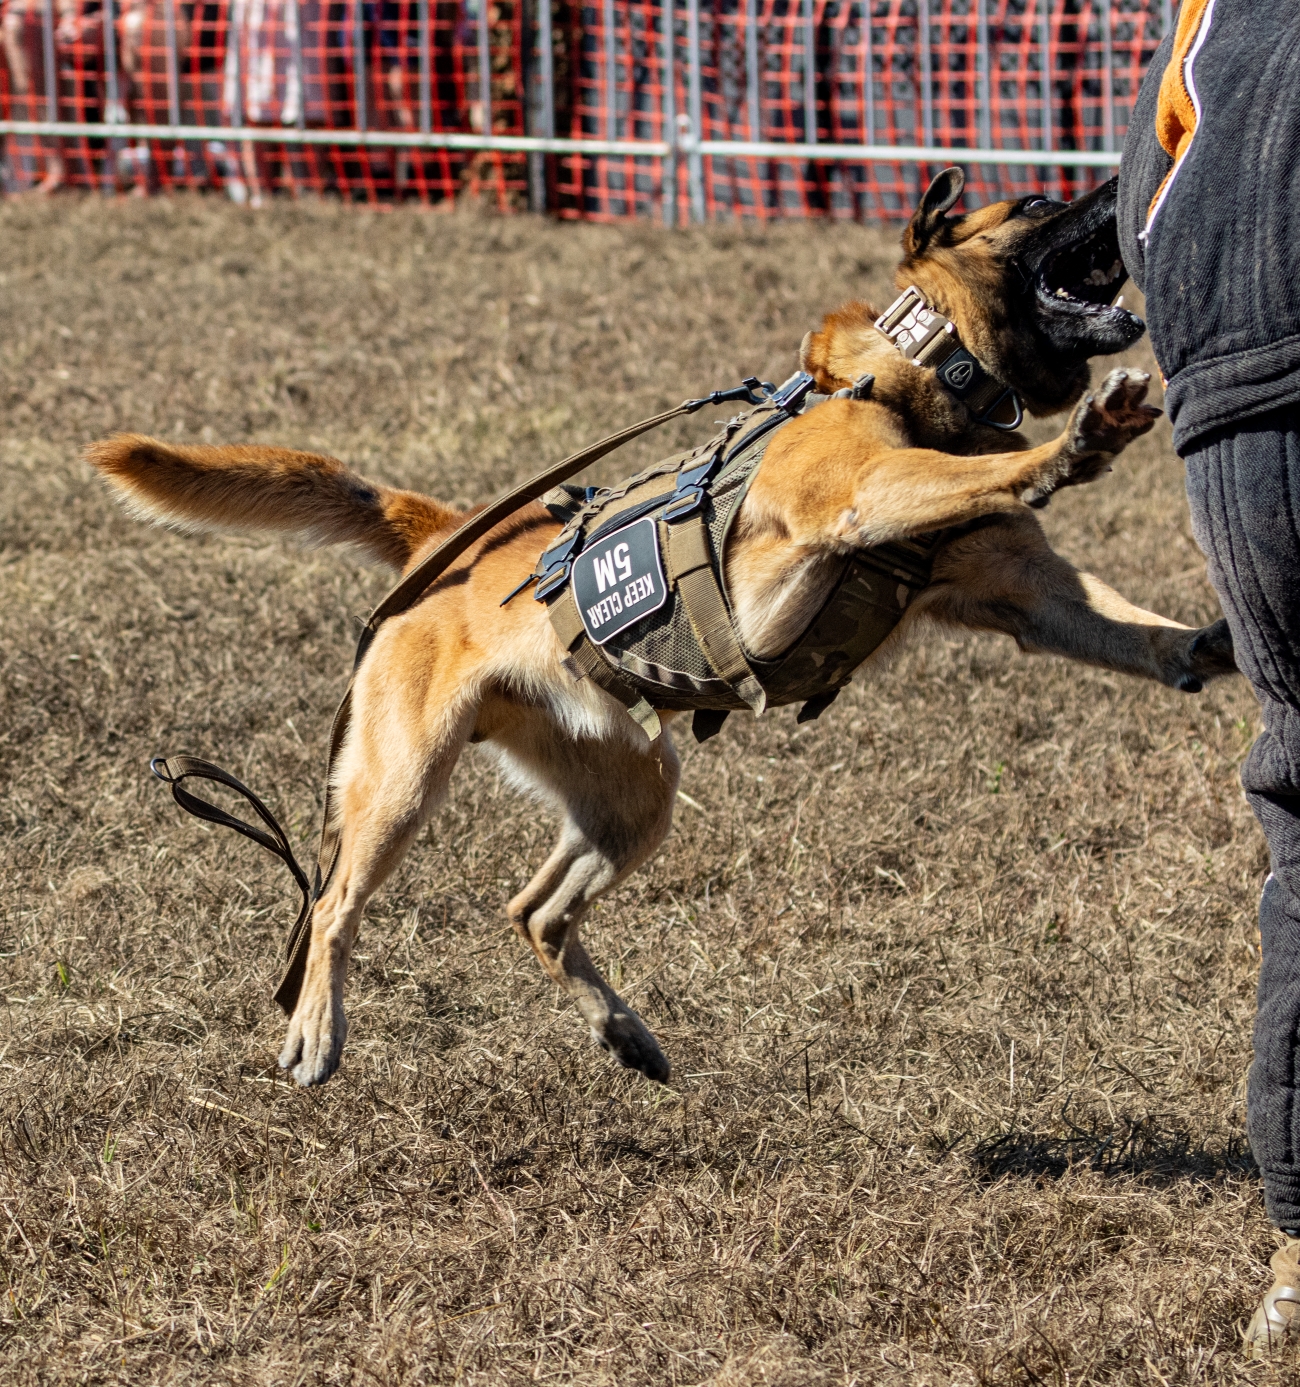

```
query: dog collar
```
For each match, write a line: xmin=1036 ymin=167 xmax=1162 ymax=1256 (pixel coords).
xmin=874 ymin=286 xmax=1024 ymax=431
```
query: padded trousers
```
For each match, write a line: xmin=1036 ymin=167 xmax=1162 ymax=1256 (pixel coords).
xmin=1185 ymin=409 xmax=1300 ymax=1229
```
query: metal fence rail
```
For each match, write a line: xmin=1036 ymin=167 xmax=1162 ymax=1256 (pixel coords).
xmin=0 ymin=0 xmax=1173 ymax=218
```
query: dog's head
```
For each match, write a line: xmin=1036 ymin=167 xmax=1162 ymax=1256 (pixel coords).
xmin=897 ymin=167 xmax=1143 ymax=416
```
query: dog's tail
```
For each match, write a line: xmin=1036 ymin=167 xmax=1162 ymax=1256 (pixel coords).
xmin=86 ymin=434 xmax=459 ymax=571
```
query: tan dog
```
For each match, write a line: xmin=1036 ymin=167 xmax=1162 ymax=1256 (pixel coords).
xmin=89 ymin=169 xmax=1235 ymax=1088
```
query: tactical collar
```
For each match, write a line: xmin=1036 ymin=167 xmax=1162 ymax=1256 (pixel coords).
xmin=874 ymin=286 xmax=1024 ymax=431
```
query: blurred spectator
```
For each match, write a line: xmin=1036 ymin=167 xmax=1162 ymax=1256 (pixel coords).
xmin=221 ymin=0 xmax=329 ymax=202
xmin=113 ymin=0 xmax=192 ymax=189
xmin=117 ymin=0 xmax=190 ymax=121
xmin=2 ymin=0 xmax=67 ymax=191
xmin=376 ymin=0 xmax=418 ymax=191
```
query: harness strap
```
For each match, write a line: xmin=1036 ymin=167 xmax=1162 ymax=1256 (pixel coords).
xmin=664 ymin=515 xmax=766 ymax=714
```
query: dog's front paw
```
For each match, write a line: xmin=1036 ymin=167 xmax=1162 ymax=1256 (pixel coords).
xmin=279 ymin=996 xmax=348 ymax=1087
xmin=1173 ymin=617 xmax=1237 ymax=692
xmin=1065 ymin=368 xmax=1162 ymax=475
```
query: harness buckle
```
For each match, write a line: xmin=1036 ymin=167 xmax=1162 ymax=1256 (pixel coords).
xmin=538 ymin=529 xmax=581 ymax=571
xmin=768 ymin=370 xmax=817 ymax=414
xmin=662 ymin=487 xmax=704 ymax=523
xmin=534 ymin=562 xmax=572 ymax=602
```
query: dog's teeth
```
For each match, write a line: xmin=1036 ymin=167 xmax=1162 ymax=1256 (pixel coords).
xmin=1056 ymin=287 xmax=1070 ymax=298
xmin=1084 ymin=260 xmax=1123 ymax=287
xmin=1115 ymin=294 xmax=1125 ymax=309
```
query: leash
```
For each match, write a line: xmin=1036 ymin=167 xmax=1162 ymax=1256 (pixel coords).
xmin=149 ymin=376 xmax=775 ymax=1016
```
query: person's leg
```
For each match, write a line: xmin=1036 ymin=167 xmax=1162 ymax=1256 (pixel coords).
xmin=1183 ymin=411 xmax=1300 ymax=1352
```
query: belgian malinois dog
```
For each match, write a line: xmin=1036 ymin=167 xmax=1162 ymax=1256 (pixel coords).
xmin=89 ymin=169 xmax=1234 ymax=1088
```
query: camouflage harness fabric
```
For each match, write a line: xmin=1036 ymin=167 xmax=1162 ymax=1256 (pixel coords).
xmin=528 ymin=373 xmax=942 ymax=743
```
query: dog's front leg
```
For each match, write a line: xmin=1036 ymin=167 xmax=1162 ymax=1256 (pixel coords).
xmin=751 ymin=368 xmax=1160 ymax=549
xmin=916 ymin=510 xmax=1237 ymax=690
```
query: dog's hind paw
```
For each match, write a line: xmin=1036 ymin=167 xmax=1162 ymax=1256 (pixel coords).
xmin=593 ymin=1011 xmax=671 ymax=1084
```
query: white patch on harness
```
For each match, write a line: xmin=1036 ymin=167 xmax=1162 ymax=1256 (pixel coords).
xmin=571 ymin=515 xmax=669 ymax=645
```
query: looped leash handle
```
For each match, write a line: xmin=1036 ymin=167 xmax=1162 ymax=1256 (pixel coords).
xmin=150 ymin=755 xmax=315 ymax=1016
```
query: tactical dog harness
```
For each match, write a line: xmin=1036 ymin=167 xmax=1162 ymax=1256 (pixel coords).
xmin=147 ymin=296 xmax=1011 ymax=1015
xmin=521 ymin=371 xmax=940 ymax=745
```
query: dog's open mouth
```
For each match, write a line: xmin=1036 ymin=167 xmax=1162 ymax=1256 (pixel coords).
xmin=1037 ymin=218 xmax=1128 ymax=312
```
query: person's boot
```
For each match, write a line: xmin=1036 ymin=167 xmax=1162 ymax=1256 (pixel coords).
xmin=1245 ymin=1237 xmax=1300 ymax=1357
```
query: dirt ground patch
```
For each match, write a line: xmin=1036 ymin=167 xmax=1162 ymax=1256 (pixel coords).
xmin=0 ymin=197 xmax=1286 ymax=1385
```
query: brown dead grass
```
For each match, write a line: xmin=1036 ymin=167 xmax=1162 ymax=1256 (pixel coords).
xmin=0 ymin=197 xmax=1287 ymax=1385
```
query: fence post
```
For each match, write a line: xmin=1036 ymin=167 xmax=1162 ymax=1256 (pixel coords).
xmin=526 ymin=0 xmax=549 ymax=209
xmin=354 ymin=0 xmax=368 ymax=132
xmin=540 ymin=0 xmax=555 ymax=208
xmin=419 ymin=0 xmax=432 ymax=134
xmin=1039 ymin=0 xmax=1053 ymax=196
xmin=918 ymin=0 xmax=932 ymax=148
xmin=102 ymin=0 xmax=121 ymax=193
xmin=164 ymin=0 xmax=182 ymax=127
xmin=746 ymin=0 xmax=759 ymax=141
xmin=976 ymin=0 xmax=990 ymax=150
xmin=686 ymin=0 xmax=703 ymax=222
xmin=40 ymin=0 xmax=56 ymax=124
xmin=802 ymin=0 xmax=816 ymax=146
xmin=603 ymin=0 xmax=617 ymax=143
xmin=1099 ymin=0 xmax=1113 ymax=152
xmin=863 ymin=0 xmax=874 ymax=147
xmin=477 ymin=0 xmax=492 ymax=137
xmin=289 ymin=0 xmax=306 ymax=130
xmin=662 ymin=0 xmax=677 ymax=226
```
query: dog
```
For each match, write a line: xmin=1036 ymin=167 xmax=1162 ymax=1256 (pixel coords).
xmin=88 ymin=168 xmax=1236 ymax=1089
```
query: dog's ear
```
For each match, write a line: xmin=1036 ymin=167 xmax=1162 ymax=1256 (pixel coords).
xmin=903 ymin=166 xmax=965 ymax=256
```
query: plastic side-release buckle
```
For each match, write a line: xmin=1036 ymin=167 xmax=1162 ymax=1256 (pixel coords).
xmin=662 ymin=487 xmax=704 ymax=523
xmin=769 ymin=370 xmax=816 ymax=413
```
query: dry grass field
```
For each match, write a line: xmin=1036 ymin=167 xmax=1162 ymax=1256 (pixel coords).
xmin=0 ymin=197 xmax=1288 ymax=1385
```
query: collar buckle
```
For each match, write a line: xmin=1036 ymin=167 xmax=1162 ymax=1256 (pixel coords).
xmin=875 ymin=286 xmax=1024 ymax=431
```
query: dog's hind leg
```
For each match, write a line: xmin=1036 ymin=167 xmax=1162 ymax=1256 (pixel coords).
xmin=279 ymin=633 xmax=481 ymax=1088
xmin=491 ymin=705 xmax=680 ymax=1082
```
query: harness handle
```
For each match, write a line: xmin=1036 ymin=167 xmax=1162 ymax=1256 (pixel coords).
xmin=150 ymin=383 xmax=769 ymax=1016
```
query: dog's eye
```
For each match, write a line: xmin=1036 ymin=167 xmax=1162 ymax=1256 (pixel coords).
xmin=1022 ymin=198 xmax=1052 ymax=215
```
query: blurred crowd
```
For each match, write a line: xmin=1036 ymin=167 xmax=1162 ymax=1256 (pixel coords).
xmin=0 ymin=0 xmax=524 ymax=201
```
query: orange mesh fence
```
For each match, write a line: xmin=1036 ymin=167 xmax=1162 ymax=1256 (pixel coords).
xmin=0 ymin=0 xmax=1173 ymax=215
